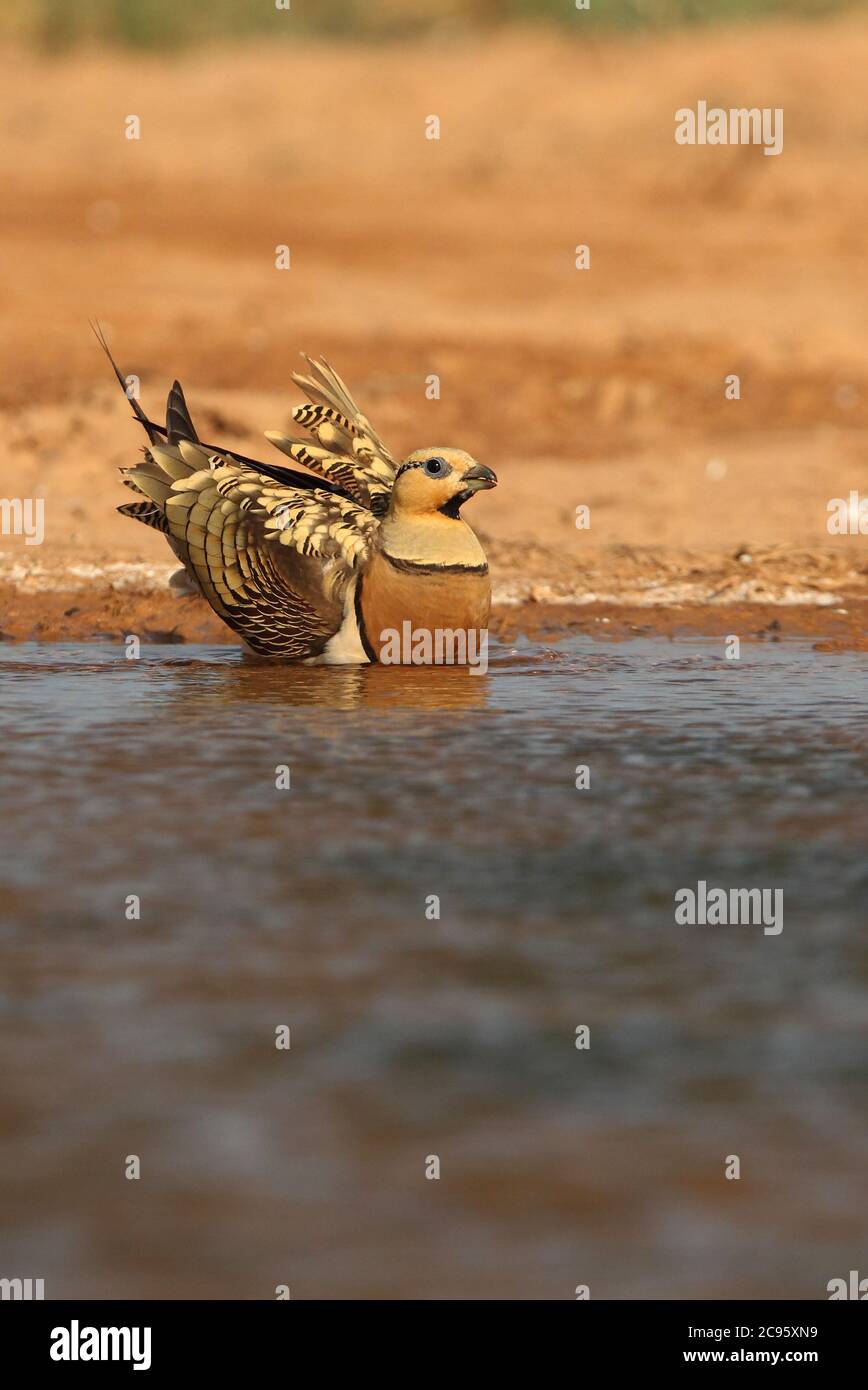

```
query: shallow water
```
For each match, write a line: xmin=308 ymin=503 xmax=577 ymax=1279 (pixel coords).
xmin=0 ymin=637 xmax=866 ymax=1299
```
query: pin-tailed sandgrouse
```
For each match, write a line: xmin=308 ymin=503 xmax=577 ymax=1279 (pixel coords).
xmin=100 ymin=331 xmax=496 ymax=663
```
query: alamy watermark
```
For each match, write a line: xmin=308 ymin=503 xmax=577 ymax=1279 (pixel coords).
xmin=0 ymin=497 xmax=44 ymax=545
xmin=675 ymin=102 xmax=783 ymax=157
xmin=378 ymin=623 xmax=488 ymax=675
xmin=50 ymin=1321 xmax=151 ymax=1371
xmin=827 ymin=1270 xmax=868 ymax=1299
xmin=0 ymin=1276 xmax=44 ymax=1299
xmin=827 ymin=491 xmax=868 ymax=535
xmin=674 ymin=881 xmax=783 ymax=936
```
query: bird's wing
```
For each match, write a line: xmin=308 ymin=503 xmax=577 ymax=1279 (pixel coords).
xmin=265 ymin=356 xmax=399 ymax=517
xmin=124 ymin=440 xmax=378 ymax=658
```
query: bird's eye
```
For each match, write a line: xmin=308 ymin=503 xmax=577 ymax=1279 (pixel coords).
xmin=424 ymin=457 xmax=447 ymax=476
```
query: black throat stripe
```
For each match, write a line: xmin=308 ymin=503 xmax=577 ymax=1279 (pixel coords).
xmin=383 ymin=553 xmax=489 ymax=577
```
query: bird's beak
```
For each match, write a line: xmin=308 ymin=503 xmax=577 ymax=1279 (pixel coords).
xmin=461 ymin=463 xmax=497 ymax=492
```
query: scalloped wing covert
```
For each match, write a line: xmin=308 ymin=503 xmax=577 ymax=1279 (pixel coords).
xmin=126 ymin=440 xmax=378 ymax=658
xmin=265 ymin=356 xmax=399 ymax=517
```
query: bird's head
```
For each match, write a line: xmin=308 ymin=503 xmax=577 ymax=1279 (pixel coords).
xmin=390 ymin=449 xmax=497 ymax=518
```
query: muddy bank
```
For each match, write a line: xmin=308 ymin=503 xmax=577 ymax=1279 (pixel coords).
xmin=2 ymin=526 xmax=866 ymax=649
xmin=2 ymin=569 xmax=866 ymax=650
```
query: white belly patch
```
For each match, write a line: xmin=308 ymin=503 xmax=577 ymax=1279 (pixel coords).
xmin=310 ymin=580 xmax=370 ymax=666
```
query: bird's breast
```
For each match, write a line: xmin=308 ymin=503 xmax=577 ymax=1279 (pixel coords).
xmin=359 ymin=551 xmax=491 ymax=663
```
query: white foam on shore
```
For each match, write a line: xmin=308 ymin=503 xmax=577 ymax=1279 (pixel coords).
xmin=492 ymin=579 xmax=841 ymax=608
xmin=0 ymin=554 xmax=851 ymax=608
xmin=0 ymin=557 xmax=177 ymax=593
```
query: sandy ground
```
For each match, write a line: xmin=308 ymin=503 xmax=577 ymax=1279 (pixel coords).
xmin=1 ymin=16 xmax=867 ymax=646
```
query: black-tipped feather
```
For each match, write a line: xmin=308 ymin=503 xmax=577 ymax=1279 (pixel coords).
xmin=165 ymin=380 xmax=199 ymax=445
xmin=118 ymin=499 xmax=170 ymax=534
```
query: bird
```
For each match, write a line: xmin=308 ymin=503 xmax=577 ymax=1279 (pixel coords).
xmin=97 ymin=328 xmax=497 ymax=664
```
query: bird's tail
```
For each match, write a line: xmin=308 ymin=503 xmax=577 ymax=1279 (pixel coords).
xmin=92 ymin=320 xmax=202 ymax=532
xmin=92 ymin=320 xmax=200 ymax=446
xmin=92 ymin=320 xmax=167 ymax=445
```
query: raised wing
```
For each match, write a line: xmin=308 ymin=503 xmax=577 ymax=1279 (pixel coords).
xmin=265 ymin=356 xmax=399 ymax=516
xmin=124 ymin=440 xmax=378 ymax=658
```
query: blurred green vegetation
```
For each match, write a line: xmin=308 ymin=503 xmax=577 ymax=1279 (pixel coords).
xmin=0 ymin=0 xmax=858 ymax=50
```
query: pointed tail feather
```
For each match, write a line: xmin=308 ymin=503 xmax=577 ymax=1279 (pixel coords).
xmin=91 ymin=320 xmax=167 ymax=446
xmin=166 ymin=380 xmax=199 ymax=445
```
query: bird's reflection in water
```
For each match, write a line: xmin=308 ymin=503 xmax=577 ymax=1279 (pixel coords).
xmin=184 ymin=653 xmax=491 ymax=714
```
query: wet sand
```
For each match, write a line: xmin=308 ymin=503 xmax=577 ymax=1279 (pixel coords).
xmin=2 ymin=575 xmax=868 ymax=652
xmin=1 ymin=16 xmax=867 ymax=647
